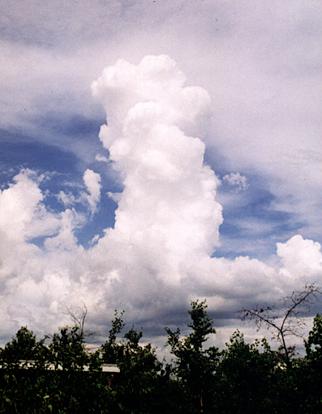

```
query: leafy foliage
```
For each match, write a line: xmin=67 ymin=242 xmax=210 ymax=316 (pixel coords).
xmin=0 ymin=297 xmax=322 ymax=413
xmin=166 ymin=300 xmax=218 ymax=413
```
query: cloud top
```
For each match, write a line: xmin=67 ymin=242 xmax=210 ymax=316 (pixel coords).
xmin=92 ymin=55 xmax=223 ymax=279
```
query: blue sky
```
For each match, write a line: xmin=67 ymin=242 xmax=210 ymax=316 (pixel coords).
xmin=0 ymin=0 xmax=322 ymax=343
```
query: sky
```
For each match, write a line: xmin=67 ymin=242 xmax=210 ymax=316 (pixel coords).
xmin=0 ymin=0 xmax=322 ymax=346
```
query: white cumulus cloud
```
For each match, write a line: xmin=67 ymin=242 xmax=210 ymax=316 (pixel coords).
xmin=223 ymin=172 xmax=249 ymax=192
xmin=0 ymin=55 xmax=321 ymax=344
xmin=83 ymin=169 xmax=101 ymax=214
xmin=0 ymin=169 xmax=60 ymax=242
xmin=277 ymin=235 xmax=322 ymax=280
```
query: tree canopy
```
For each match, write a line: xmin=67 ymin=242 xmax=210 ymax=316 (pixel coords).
xmin=0 ymin=294 xmax=322 ymax=413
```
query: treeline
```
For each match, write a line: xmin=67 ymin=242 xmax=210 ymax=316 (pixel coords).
xmin=0 ymin=300 xmax=322 ymax=413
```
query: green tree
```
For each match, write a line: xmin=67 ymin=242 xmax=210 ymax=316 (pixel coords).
xmin=101 ymin=310 xmax=125 ymax=365
xmin=166 ymin=300 xmax=218 ymax=414
xmin=299 ymin=314 xmax=322 ymax=413
xmin=306 ymin=314 xmax=322 ymax=360
xmin=101 ymin=312 xmax=171 ymax=413
xmin=0 ymin=326 xmax=48 ymax=367
xmin=217 ymin=331 xmax=281 ymax=414
xmin=46 ymin=324 xmax=112 ymax=413
xmin=0 ymin=327 xmax=50 ymax=413
xmin=49 ymin=325 xmax=89 ymax=371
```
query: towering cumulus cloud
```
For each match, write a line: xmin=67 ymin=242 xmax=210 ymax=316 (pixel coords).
xmin=91 ymin=55 xmax=222 ymax=287
xmin=0 ymin=55 xmax=321 ymax=340
xmin=89 ymin=56 xmax=321 ymax=317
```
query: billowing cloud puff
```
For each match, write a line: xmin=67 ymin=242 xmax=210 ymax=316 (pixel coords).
xmin=277 ymin=235 xmax=322 ymax=280
xmin=83 ymin=168 xmax=101 ymax=214
xmin=0 ymin=171 xmax=86 ymax=335
xmin=0 ymin=55 xmax=321 ymax=342
xmin=0 ymin=169 xmax=60 ymax=242
xmin=223 ymin=172 xmax=248 ymax=192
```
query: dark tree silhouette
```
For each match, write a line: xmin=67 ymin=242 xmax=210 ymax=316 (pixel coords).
xmin=166 ymin=300 xmax=218 ymax=413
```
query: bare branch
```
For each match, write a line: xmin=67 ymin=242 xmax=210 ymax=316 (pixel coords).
xmin=241 ymin=284 xmax=321 ymax=367
xmin=65 ymin=303 xmax=88 ymax=337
